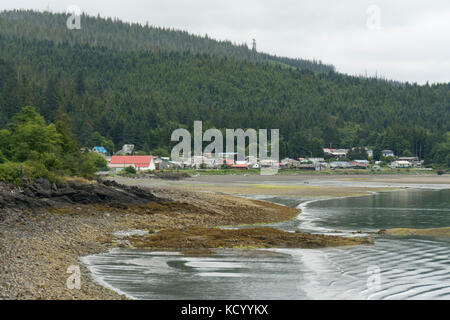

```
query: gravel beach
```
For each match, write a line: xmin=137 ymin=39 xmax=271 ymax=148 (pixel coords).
xmin=0 ymin=180 xmax=300 ymax=299
xmin=1 ymin=174 xmax=448 ymax=300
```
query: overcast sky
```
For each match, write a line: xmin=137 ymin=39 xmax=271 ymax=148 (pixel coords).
xmin=2 ymin=0 xmax=449 ymax=84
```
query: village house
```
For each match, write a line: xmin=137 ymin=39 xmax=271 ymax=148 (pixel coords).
xmin=382 ymin=150 xmax=395 ymax=158
xmin=92 ymin=146 xmax=108 ymax=156
xmin=323 ymin=148 xmax=348 ymax=159
xmin=398 ymin=156 xmax=423 ymax=167
xmin=231 ymin=161 xmax=249 ymax=169
xmin=259 ymin=159 xmax=279 ymax=168
xmin=303 ymin=157 xmax=328 ymax=171
xmin=330 ymin=161 xmax=350 ymax=169
xmin=350 ymin=159 xmax=370 ymax=168
xmin=308 ymin=157 xmax=325 ymax=164
xmin=297 ymin=163 xmax=316 ymax=170
xmin=350 ymin=147 xmax=373 ymax=158
xmin=334 ymin=149 xmax=349 ymax=158
xmin=222 ymin=159 xmax=235 ymax=166
xmin=168 ymin=160 xmax=188 ymax=169
xmin=218 ymin=152 xmax=238 ymax=160
xmin=153 ymin=156 xmax=173 ymax=170
xmin=246 ymin=155 xmax=258 ymax=164
xmin=169 ymin=156 xmax=194 ymax=168
xmin=92 ymin=146 xmax=110 ymax=162
xmin=389 ymin=160 xmax=412 ymax=169
xmin=108 ymin=155 xmax=156 ymax=172
xmin=246 ymin=156 xmax=259 ymax=168
xmin=280 ymin=158 xmax=300 ymax=168
xmin=115 ymin=144 xmax=135 ymax=155
xmin=192 ymin=155 xmax=217 ymax=168
xmin=316 ymin=161 xmax=330 ymax=170
xmin=398 ymin=156 xmax=418 ymax=162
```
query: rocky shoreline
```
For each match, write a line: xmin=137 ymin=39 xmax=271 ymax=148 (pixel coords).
xmin=0 ymin=178 xmax=370 ymax=300
xmin=0 ymin=178 xmax=162 ymax=215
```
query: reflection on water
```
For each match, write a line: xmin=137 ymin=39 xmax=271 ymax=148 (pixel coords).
xmin=300 ymin=189 xmax=450 ymax=232
xmin=288 ymin=237 xmax=450 ymax=300
xmin=82 ymin=250 xmax=308 ymax=300
xmin=82 ymin=189 xmax=450 ymax=300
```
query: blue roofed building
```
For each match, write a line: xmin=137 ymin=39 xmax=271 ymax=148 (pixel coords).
xmin=92 ymin=146 xmax=108 ymax=155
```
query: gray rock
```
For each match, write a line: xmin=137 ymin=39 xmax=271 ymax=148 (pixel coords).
xmin=0 ymin=178 xmax=164 ymax=217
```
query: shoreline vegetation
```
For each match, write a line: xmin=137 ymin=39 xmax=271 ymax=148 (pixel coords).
xmin=379 ymin=227 xmax=450 ymax=238
xmin=1 ymin=174 xmax=449 ymax=300
xmin=125 ymin=227 xmax=373 ymax=256
xmin=110 ymin=168 xmax=446 ymax=180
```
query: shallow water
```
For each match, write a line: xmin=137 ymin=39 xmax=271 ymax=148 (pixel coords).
xmin=82 ymin=188 xmax=450 ymax=300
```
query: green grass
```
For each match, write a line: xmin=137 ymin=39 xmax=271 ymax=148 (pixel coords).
xmin=170 ymin=168 xmax=261 ymax=176
xmin=104 ymin=167 xmax=439 ymax=178
xmin=175 ymin=168 xmax=437 ymax=176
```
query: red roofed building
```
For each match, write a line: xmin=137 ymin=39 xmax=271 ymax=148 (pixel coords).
xmin=220 ymin=159 xmax=235 ymax=167
xmin=108 ymin=156 xmax=155 ymax=171
xmin=231 ymin=163 xmax=249 ymax=169
xmin=323 ymin=148 xmax=336 ymax=154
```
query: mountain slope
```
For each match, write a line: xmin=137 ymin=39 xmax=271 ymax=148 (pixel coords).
xmin=0 ymin=11 xmax=448 ymax=166
xmin=0 ymin=10 xmax=335 ymax=73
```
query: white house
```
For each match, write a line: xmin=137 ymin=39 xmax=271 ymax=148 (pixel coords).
xmin=390 ymin=160 xmax=412 ymax=168
xmin=382 ymin=150 xmax=395 ymax=157
xmin=330 ymin=161 xmax=350 ymax=169
xmin=115 ymin=144 xmax=135 ymax=155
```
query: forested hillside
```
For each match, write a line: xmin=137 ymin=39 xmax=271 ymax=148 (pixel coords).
xmin=0 ymin=10 xmax=334 ymax=73
xmin=0 ymin=10 xmax=449 ymax=167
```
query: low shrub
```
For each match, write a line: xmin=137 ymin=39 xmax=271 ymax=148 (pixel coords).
xmin=0 ymin=162 xmax=23 ymax=184
xmin=124 ymin=166 xmax=137 ymax=174
xmin=0 ymin=161 xmax=54 ymax=185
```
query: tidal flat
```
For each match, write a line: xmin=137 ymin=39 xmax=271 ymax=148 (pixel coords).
xmin=1 ymin=174 xmax=448 ymax=299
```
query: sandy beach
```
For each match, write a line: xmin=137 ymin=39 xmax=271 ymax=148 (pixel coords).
xmin=114 ymin=173 xmax=450 ymax=198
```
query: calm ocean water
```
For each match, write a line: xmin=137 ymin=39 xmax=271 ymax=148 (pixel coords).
xmin=82 ymin=188 xmax=450 ymax=300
